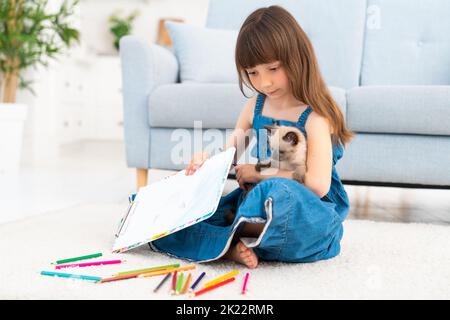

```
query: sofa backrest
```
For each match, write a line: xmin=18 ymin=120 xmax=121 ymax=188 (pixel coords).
xmin=361 ymin=0 xmax=450 ymax=85
xmin=206 ymin=0 xmax=367 ymax=89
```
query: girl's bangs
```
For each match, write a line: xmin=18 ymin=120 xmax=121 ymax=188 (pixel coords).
xmin=236 ymin=26 xmax=279 ymax=69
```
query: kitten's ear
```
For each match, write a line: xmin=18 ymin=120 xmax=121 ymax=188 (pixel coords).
xmin=282 ymin=131 xmax=299 ymax=146
xmin=264 ymin=125 xmax=276 ymax=135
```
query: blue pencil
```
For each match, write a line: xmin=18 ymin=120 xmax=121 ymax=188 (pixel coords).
xmin=189 ymin=272 xmax=206 ymax=292
xmin=40 ymin=271 xmax=102 ymax=282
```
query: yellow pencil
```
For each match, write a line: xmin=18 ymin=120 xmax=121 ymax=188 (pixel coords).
xmin=181 ymin=272 xmax=192 ymax=294
xmin=138 ymin=265 xmax=196 ymax=278
xmin=202 ymin=270 xmax=239 ymax=288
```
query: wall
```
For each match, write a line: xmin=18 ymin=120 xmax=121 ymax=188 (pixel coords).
xmin=79 ymin=0 xmax=209 ymax=55
xmin=18 ymin=0 xmax=209 ymax=165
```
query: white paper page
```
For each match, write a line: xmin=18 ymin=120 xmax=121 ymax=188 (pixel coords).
xmin=113 ymin=147 xmax=235 ymax=252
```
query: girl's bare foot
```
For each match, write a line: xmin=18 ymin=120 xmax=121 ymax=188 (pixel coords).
xmin=224 ymin=241 xmax=258 ymax=269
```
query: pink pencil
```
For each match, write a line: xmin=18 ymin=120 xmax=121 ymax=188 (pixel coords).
xmin=55 ymin=259 xmax=124 ymax=269
xmin=241 ymin=272 xmax=249 ymax=294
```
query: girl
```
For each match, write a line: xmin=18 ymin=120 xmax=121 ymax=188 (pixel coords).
xmin=150 ymin=6 xmax=353 ymax=269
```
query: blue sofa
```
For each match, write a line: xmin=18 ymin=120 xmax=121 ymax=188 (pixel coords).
xmin=120 ymin=0 xmax=450 ymax=188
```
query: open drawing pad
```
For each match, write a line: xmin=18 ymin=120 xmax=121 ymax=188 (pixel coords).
xmin=113 ymin=147 xmax=236 ymax=253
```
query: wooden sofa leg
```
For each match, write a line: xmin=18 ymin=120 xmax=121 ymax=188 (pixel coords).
xmin=136 ymin=168 xmax=148 ymax=189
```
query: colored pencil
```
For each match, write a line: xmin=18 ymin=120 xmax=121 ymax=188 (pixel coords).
xmin=194 ymin=277 xmax=235 ymax=297
xmin=153 ymin=273 xmax=171 ymax=293
xmin=100 ymin=270 xmax=159 ymax=283
xmin=99 ymin=266 xmax=188 ymax=284
xmin=99 ymin=273 xmax=139 ymax=283
xmin=53 ymin=253 xmax=102 ymax=265
xmin=40 ymin=271 xmax=101 ymax=282
xmin=138 ymin=265 xmax=196 ymax=278
xmin=202 ymin=270 xmax=239 ymax=288
xmin=171 ymin=271 xmax=177 ymax=295
xmin=189 ymin=272 xmax=206 ymax=292
xmin=115 ymin=264 xmax=180 ymax=276
xmin=182 ymin=273 xmax=192 ymax=294
xmin=176 ymin=272 xmax=184 ymax=295
xmin=241 ymin=272 xmax=249 ymax=294
xmin=112 ymin=267 xmax=175 ymax=278
xmin=55 ymin=259 xmax=123 ymax=269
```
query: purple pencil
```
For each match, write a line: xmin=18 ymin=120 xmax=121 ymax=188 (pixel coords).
xmin=189 ymin=272 xmax=206 ymax=293
xmin=55 ymin=259 xmax=123 ymax=269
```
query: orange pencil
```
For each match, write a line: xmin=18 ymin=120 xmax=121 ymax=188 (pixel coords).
xmin=182 ymin=273 xmax=192 ymax=294
xmin=138 ymin=265 xmax=196 ymax=278
xmin=99 ymin=273 xmax=143 ymax=283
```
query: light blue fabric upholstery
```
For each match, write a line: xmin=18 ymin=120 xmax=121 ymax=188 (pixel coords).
xmin=361 ymin=0 xmax=450 ymax=85
xmin=165 ymin=22 xmax=239 ymax=83
xmin=336 ymin=134 xmax=450 ymax=186
xmin=206 ymin=0 xmax=367 ymax=89
xmin=346 ymin=86 xmax=450 ymax=135
xmin=149 ymin=84 xmax=346 ymax=129
xmin=120 ymin=36 xmax=178 ymax=168
xmin=120 ymin=0 xmax=450 ymax=186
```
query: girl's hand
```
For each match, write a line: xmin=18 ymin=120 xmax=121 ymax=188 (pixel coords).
xmin=186 ymin=151 xmax=209 ymax=175
xmin=235 ymin=164 xmax=261 ymax=190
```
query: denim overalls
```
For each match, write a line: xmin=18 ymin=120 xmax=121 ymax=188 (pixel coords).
xmin=149 ymin=94 xmax=350 ymax=263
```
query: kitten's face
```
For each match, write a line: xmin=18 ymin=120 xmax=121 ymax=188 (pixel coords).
xmin=264 ymin=125 xmax=306 ymax=161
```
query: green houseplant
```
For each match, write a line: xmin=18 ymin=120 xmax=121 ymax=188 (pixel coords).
xmin=0 ymin=0 xmax=80 ymax=103
xmin=0 ymin=0 xmax=80 ymax=173
xmin=109 ymin=10 xmax=139 ymax=52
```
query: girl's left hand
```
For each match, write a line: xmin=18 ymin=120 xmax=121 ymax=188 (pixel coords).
xmin=235 ymin=164 xmax=261 ymax=190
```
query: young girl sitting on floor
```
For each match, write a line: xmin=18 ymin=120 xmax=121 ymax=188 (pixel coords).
xmin=150 ymin=5 xmax=353 ymax=269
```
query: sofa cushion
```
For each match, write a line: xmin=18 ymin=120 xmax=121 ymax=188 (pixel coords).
xmin=336 ymin=133 xmax=450 ymax=186
xmin=361 ymin=0 xmax=450 ymax=85
xmin=165 ymin=22 xmax=238 ymax=83
xmin=149 ymin=84 xmax=247 ymax=129
xmin=149 ymin=84 xmax=346 ymax=129
xmin=206 ymin=0 xmax=366 ymax=89
xmin=346 ymin=86 xmax=450 ymax=135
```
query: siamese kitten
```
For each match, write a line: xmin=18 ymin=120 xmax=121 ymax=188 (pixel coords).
xmin=256 ymin=125 xmax=307 ymax=183
xmin=225 ymin=125 xmax=307 ymax=225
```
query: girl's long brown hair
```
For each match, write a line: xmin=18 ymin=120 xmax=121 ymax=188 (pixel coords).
xmin=235 ymin=5 xmax=353 ymax=146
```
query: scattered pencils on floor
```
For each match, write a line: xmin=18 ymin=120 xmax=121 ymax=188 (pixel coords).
xmin=41 ymin=254 xmax=251 ymax=297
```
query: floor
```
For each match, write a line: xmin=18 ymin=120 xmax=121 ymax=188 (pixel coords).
xmin=1 ymin=140 xmax=449 ymax=226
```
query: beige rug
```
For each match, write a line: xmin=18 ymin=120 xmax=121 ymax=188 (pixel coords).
xmin=1 ymin=202 xmax=449 ymax=300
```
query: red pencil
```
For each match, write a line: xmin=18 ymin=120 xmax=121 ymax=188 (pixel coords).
xmin=171 ymin=271 xmax=177 ymax=295
xmin=194 ymin=277 xmax=235 ymax=297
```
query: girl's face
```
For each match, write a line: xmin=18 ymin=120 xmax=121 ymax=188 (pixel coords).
xmin=246 ymin=61 xmax=290 ymax=99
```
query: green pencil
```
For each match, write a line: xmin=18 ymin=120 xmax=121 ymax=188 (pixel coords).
xmin=53 ymin=253 xmax=103 ymax=265
xmin=176 ymin=272 xmax=184 ymax=295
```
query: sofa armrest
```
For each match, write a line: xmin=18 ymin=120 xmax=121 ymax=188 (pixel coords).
xmin=120 ymin=36 xmax=178 ymax=169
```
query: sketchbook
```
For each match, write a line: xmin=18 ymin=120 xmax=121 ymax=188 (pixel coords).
xmin=112 ymin=147 xmax=236 ymax=253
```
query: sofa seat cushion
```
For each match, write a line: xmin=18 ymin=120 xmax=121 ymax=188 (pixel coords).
xmin=149 ymin=84 xmax=247 ymax=129
xmin=149 ymin=84 xmax=346 ymax=129
xmin=346 ymin=86 xmax=450 ymax=135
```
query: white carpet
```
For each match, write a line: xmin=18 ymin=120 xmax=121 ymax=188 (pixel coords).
xmin=1 ymin=202 xmax=449 ymax=300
